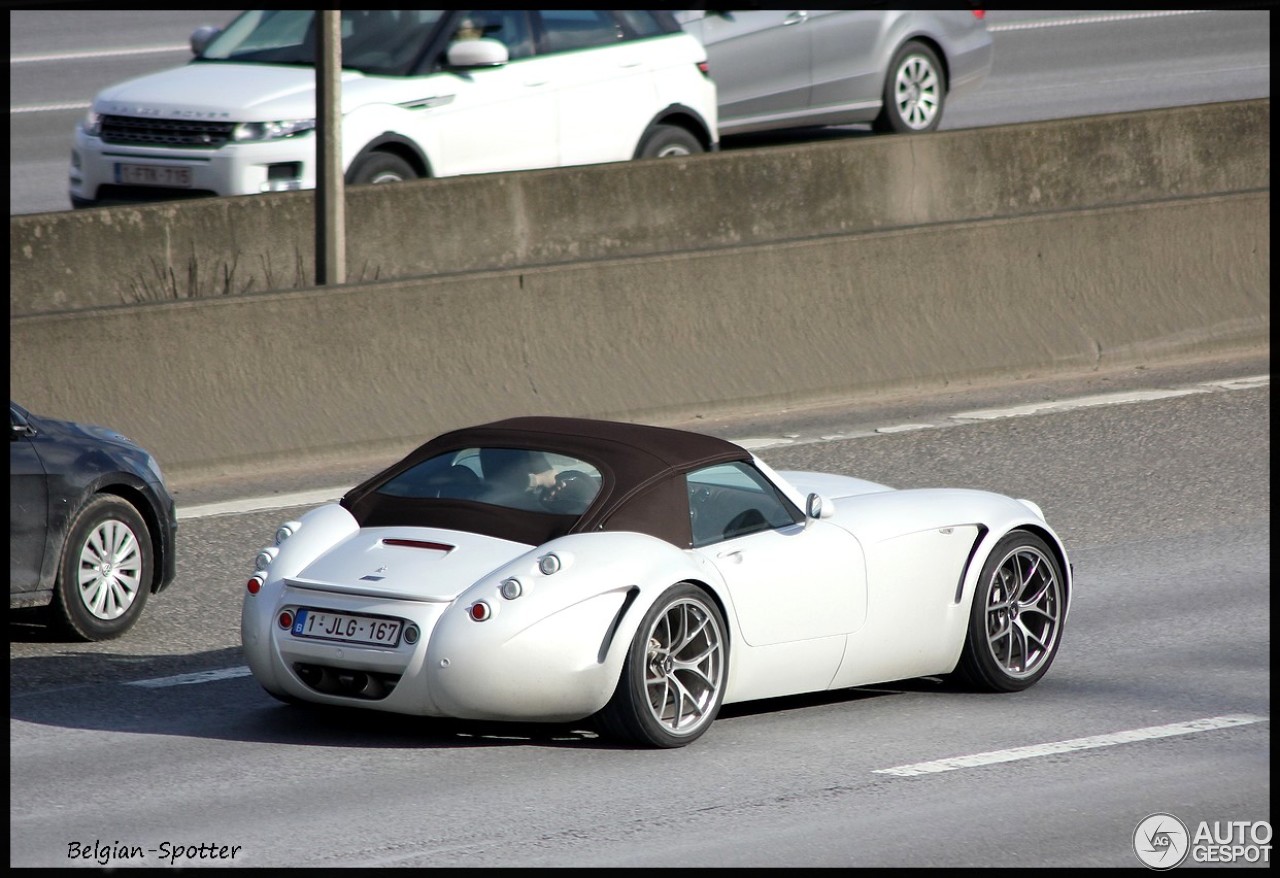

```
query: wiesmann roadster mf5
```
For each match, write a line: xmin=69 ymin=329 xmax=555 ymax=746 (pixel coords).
xmin=243 ymin=416 xmax=1071 ymax=748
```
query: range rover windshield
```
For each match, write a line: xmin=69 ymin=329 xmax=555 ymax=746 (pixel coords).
xmin=199 ymin=10 xmax=447 ymax=76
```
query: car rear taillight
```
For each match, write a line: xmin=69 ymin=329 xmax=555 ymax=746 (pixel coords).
xmin=278 ymin=610 xmax=294 ymax=629
xmin=247 ymin=575 xmax=263 ymax=595
xmin=972 ymin=9 xmax=986 ymax=19
xmin=697 ymin=60 xmax=710 ymax=78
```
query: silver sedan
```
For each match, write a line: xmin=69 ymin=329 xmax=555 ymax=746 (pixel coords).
xmin=677 ymin=9 xmax=993 ymax=135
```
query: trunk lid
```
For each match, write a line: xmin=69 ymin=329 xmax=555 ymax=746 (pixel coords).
xmin=291 ymin=526 xmax=532 ymax=602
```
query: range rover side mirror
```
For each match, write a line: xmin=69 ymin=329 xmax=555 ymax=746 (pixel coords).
xmin=446 ymin=38 xmax=510 ymax=69
xmin=190 ymin=26 xmax=222 ymax=57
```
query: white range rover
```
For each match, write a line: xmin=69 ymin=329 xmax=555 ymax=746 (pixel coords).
xmin=69 ymin=9 xmax=717 ymax=208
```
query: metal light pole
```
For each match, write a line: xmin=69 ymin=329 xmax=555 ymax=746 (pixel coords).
xmin=315 ymin=10 xmax=345 ymax=285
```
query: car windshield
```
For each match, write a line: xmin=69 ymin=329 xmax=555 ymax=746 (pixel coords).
xmin=200 ymin=10 xmax=447 ymax=76
xmin=376 ymin=447 xmax=603 ymax=517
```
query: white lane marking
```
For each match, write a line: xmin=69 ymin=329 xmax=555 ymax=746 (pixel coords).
xmin=177 ymin=487 xmax=351 ymax=521
xmin=875 ymin=423 xmax=933 ymax=434
xmin=734 ymin=437 xmax=795 ymax=450
xmin=11 ymin=45 xmax=188 ymax=64
xmin=953 ymin=375 xmax=1268 ymax=422
xmin=952 ymin=388 xmax=1206 ymax=421
xmin=987 ymin=10 xmax=1210 ymax=33
xmin=175 ymin=373 xmax=1268 ymax=521
xmin=11 ymin=102 xmax=91 ymax=114
xmin=874 ymin=714 xmax=1268 ymax=777
xmin=1203 ymin=375 xmax=1270 ymax=391
xmin=126 ymin=666 xmax=254 ymax=688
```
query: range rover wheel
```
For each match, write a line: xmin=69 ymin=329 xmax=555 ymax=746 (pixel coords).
xmin=347 ymin=153 xmax=418 ymax=185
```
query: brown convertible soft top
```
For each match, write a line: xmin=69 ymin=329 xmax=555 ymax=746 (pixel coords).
xmin=342 ymin=416 xmax=750 ymax=547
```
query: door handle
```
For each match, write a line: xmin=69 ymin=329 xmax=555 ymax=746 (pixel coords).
xmin=783 ymin=11 xmax=809 ymax=26
xmin=717 ymin=550 xmax=743 ymax=563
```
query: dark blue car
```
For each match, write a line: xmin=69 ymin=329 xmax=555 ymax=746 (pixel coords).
xmin=10 ymin=401 xmax=177 ymax=640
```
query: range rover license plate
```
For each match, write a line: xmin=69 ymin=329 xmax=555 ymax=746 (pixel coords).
xmin=115 ymin=163 xmax=192 ymax=187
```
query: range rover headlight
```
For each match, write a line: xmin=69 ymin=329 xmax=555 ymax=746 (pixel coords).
xmin=82 ymin=108 xmax=103 ymax=138
xmin=231 ymin=119 xmax=316 ymax=142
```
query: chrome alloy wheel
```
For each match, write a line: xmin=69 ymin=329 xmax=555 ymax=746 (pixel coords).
xmin=891 ymin=53 xmax=942 ymax=131
xmin=982 ymin=545 xmax=1064 ymax=680
xmin=642 ymin=597 xmax=726 ymax=737
xmin=76 ymin=518 xmax=144 ymax=620
xmin=652 ymin=143 xmax=694 ymax=158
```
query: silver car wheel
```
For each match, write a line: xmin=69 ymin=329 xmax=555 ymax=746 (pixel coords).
xmin=982 ymin=546 xmax=1063 ymax=679
xmin=76 ymin=518 xmax=143 ymax=621
xmin=653 ymin=143 xmax=693 ymax=158
xmin=892 ymin=53 xmax=942 ymax=131
xmin=642 ymin=596 xmax=725 ymax=736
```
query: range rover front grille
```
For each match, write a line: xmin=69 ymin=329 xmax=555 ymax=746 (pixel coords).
xmin=100 ymin=115 xmax=236 ymax=148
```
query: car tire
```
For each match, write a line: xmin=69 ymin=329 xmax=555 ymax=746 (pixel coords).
xmin=873 ymin=40 xmax=946 ymax=133
xmin=953 ymin=530 xmax=1066 ymax=692
xmin=634 ymin=124 xmax=703 ymax=159
xmin=53 ymin=494 xmax=153 ymax=642
xmin=596 ymin=583 xmax=728 ymax=748
xmin=346 ymin=152 xmax=418 ymax=185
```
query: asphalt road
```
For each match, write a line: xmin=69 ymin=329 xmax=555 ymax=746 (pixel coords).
xmin=10 ymin=351 xmax=1271 ymax=868
xmin=8 ymin=8 xmax=1272 ymax=215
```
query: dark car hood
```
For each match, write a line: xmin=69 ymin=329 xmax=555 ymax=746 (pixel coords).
xmin=38 ymin=415 xmax=139 ymax=450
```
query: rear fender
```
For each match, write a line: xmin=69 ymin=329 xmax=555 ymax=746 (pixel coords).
xmin=464 ymin=530 xmax=726 ymax=684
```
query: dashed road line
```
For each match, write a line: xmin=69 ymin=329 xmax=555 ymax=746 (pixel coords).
xmin=874 ymin=714 xmax=1268 ymax=777
xmin=126 ymin=667 xmax=254 ymax=688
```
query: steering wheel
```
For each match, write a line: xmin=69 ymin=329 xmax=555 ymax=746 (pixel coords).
xmin=537 ymin=470 xmax=593 ymax=511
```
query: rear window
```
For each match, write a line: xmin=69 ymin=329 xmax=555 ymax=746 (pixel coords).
xmin=377 ymin=446 xmax=602 ymax=516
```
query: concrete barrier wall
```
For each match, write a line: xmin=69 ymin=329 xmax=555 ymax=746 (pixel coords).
xmin=10 ymin=191 xmax=1269 ymax=484
xmin=10 ymin=100 xmax=1269 ymax=317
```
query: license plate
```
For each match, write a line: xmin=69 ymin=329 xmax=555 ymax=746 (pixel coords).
xmin=114 ymin=163 xmax=192 ymax=188
xmin=291 ymin=609 xmax=402 ymax=647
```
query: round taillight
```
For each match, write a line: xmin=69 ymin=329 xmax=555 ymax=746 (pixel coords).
xmin=468 ymin=601 xmax=491 ymax=622
xmin=278 ymin=610 xmax=294 ymax=629
xmin=538 ymin=553 xmax=561 ymax=575
xmin=247 ymin=576 xmax=263 ymax=594
xmin=500 ymin=578 xmax=523 ymax=600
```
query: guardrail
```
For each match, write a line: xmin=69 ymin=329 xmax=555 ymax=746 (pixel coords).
xmin=10 ymin=99 xmax=1269 ymax=317
xmin=8 ymin=101 xmax=1270 ymax=484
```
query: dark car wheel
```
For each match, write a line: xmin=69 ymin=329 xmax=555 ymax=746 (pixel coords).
xmin=53 ymin=494 xmax=153 ymax=642
xmin=635 ymin=124 xmax=703 ymax=159
xmin=873 ymin=40 xmax=946 ymax=133
xmin=954 ymin=530 xmax=1066 ymax=692
xmin=347 ymin=152 xmax=418 ymax=185
xmin=597 ymin=583 xmax=727 ymax=748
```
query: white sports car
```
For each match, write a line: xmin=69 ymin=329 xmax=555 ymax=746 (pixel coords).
xmin=242 ymin=416 xmax=1071 ymax=748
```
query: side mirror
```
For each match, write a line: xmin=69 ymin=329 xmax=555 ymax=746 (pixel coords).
xmin=446 ymin=38 xmax=509 ymax=69
xmin=190 ymin=25 xmax=222 ymax=57
xmin=806 ymin=492 xmax=834 ymax=519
